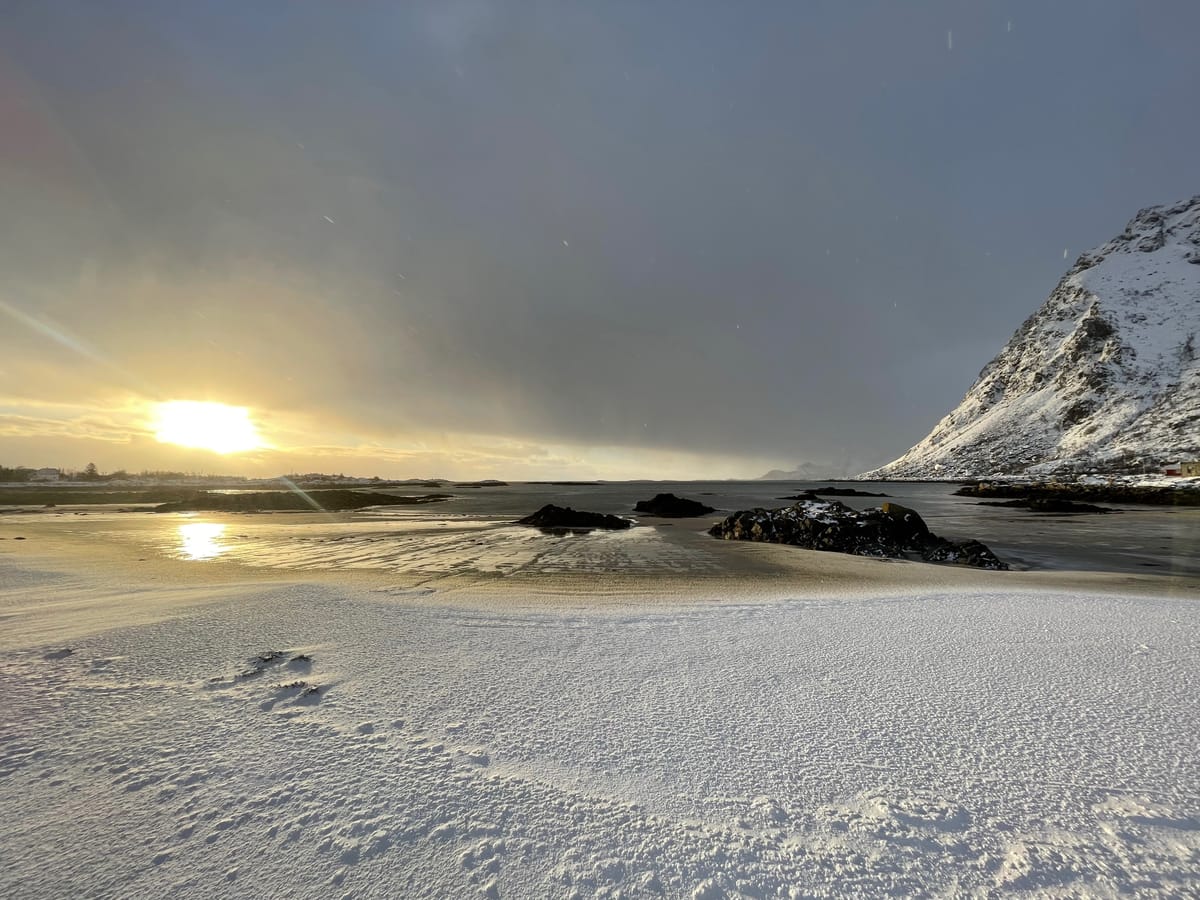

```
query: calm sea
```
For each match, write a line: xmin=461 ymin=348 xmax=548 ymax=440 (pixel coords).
xmin=430 ymin=480 xmax=1200 ymax=577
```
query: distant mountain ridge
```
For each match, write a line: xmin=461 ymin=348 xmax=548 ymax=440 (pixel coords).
xmin=862 ymin=196 xmax=1200 ymax=479
xmin=759 ymin=462 xmax=850 ymax=480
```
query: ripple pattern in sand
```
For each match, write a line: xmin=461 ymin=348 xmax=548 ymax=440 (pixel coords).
xmin=188 ymin=521 xmax=724 ymax=577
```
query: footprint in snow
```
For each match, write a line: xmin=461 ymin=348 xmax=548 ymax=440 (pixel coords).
xmin=210 ymin=650 xmax=303 ymax=686
xmin=456 ymin=748 xmax=491 ymax=767
xmin=260 ymin=681 xmax=323 ymax=711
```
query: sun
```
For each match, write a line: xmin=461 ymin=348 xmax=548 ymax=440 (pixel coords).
xmin=153 ymin=401 xmax=264 ymax=454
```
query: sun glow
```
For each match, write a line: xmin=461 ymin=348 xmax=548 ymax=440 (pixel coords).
xmin=153 ymin=401 xmax=263 ymax=454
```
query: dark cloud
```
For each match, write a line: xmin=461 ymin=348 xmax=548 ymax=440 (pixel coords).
xmin=1 ymin=1 xmax=1197 ymax=475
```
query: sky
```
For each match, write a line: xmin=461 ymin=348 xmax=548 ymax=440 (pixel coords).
xmin=1 ymin=1 xmax=1198 ymax=480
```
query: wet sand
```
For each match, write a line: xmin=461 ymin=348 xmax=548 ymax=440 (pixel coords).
xmin=2 ymin=507 xmax=1196 ymax=652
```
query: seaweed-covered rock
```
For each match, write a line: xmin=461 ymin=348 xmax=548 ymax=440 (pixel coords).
xmin=708 ymin=498 xmax=1007 ymax=570
xmin=516 ymin=504 xmax=632 ymax=531
xmin=633 ymin=493 xmax=715 ymax=517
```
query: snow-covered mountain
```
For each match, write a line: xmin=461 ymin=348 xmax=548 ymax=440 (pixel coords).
xmin=863 ymin=196 xmax=1200 ymax=479
xmin=759 ymin=461 xmax=851 ymax=480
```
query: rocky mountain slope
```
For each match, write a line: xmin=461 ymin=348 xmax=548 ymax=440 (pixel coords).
xmin=863 ymin=196 xmax=1200 ymax=479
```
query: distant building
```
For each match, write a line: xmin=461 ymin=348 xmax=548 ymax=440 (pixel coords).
xmin=1183 ymin=461 xmax=1200 ymax=477
xmin=33 ymin=468 xmax=60 ymax=482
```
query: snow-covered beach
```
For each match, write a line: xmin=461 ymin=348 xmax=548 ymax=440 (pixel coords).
xmin=2 ymin=507 xmax=1197 ymax=898
xmin=4 ymin=2 xmax=1198 ymax=895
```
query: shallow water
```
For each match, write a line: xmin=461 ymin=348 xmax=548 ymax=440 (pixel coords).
xmin=367 ymin=480 xmax=1200 ymax=577
xmin=183 ymin=481 xmax=1200 ymax=577
xmin=12 ymin=480 xmax=1199 ymax=578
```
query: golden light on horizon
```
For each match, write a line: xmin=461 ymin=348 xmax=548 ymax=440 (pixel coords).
xmin=153 ymin=401 xmax=263 ymax=454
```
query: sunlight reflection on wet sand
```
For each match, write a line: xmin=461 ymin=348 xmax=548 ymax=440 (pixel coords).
xmin=177 ymin=521 xmax=226 ymax=560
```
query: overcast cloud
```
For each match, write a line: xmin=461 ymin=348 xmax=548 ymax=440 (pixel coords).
xmin=2 ymin=1 xmax=1197 ymax=477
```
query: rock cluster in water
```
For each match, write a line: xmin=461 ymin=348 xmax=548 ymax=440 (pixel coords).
xmin=955 ymin=481 xmax=1200 ymax=507
xmin=632 ymin=493 xmax=715 ymax=517
xmin=708 ymin=499 xmax=1008 ymax=570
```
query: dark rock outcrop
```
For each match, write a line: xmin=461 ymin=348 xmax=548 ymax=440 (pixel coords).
xmin=979 ymin=498 xmax=1114 ymax=514
xmin=708 ymin=498 xmax=1007 ymax=570
xmin=154 ymin=490 xmax=451 ymax=513
xmin=525 ymin=481 xmax=603 ymax=486
xmin=778 ymin=487 xmax=889 ymax=499
xmin=516 ymin=504 xmax=632 ymax=531
xmin=633 ymin=493 xmax=715 ymax=517
xmin=812 ymin=486 xmax=890 ymax=497
xmin=956 ymin=482 xmax=1200 ymax=507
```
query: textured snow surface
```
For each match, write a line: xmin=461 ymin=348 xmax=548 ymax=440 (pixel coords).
xmin=866 ymin=196 xmax=1200 ymax=479
xmin=2 ymin=565 xmax=1198 ymax=898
